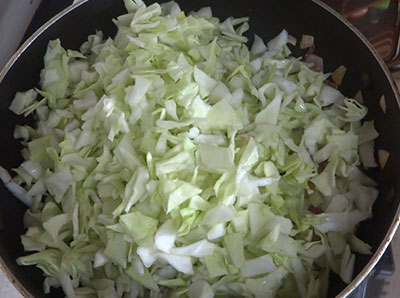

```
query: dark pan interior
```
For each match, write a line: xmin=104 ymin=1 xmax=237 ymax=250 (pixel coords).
xmin=0 ymin=0 xmax=399 ymax=297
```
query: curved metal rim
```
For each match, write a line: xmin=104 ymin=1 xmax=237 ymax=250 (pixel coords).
xmin=0 ymin=0 xmax=400 ymax=297
xmin=0 ymin=1 xmax=92 ymax=297
xmin=309 ymin=1 xmax=400 ymax=297
xmin=0 ymin=0 xmax=89 ymax=82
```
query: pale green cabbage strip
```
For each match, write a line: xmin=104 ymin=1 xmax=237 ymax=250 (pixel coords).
xmin=4 ymin=0 xmax=379 ymax=297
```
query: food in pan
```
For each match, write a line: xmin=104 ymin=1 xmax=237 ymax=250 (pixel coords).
xmin=1 ymin=1 xmax=380 ymax=297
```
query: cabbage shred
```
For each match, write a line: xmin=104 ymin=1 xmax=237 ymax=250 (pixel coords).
xmin=7 ymin=0 xmax=379 ymax=297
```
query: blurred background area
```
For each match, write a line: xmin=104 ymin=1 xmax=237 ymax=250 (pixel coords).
xmin=323 ymin=0 xmax=400 ymax=65
xmin=322 ymin=0 xmax=400 ymax=83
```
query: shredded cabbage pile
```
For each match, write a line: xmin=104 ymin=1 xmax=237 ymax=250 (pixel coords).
xmin=3 ymin=1 xmax=380 ymax=297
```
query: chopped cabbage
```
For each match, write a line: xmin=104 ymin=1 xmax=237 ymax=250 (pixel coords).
xmin=4 ymin=1 xmax=379 ymax=297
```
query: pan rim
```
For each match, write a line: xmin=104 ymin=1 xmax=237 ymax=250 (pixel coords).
xmin=306 ymin=2 xmax=400 ymax=297
xmin=0 ymin=0 xmax=400 ymax=298
xmin=0 ymin=2 xmax=92 ymax=297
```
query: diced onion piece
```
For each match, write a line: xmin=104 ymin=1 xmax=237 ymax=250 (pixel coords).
xmin=378 ymin=149 xmax=390 ymax=169
xmin=332 ymin=65 xmax=347 ymax=85
xmin=300 ymin=34 xmax=314 ymax=49
xmin=354 ymin=90 xmax=364 ymax=104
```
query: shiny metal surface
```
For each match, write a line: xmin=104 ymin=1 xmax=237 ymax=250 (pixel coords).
xmin=303 ymin=4 xmax=400 ymax=296
xmin=0 ymin=2 xmax=90 ymax=298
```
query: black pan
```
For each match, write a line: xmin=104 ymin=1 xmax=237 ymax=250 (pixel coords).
xmin=0 ymin=0 xmax=399 ymax=297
